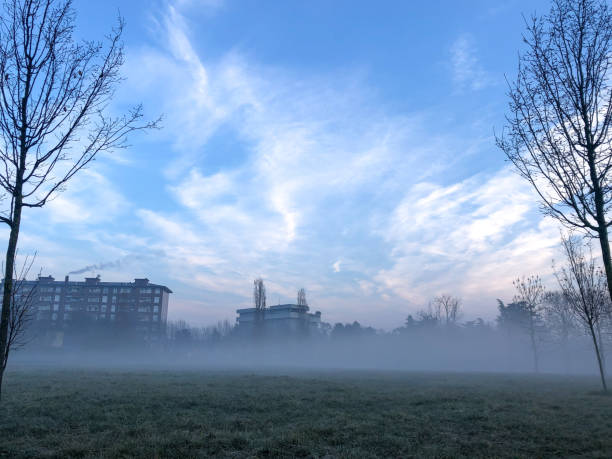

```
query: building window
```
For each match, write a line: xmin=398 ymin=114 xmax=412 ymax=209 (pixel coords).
xmin=120 ymin=288 xmax=131 ymax=293
xmin=111 ymin=305 xmax=116 ymax=312
xmin=55 ymin=287 xmax=62 ymax=292
xmin=52 ymin=313 xmax=57 ymax=320
xmin=87 ymin=297 xmax=99 ymax=302
xmin=102 ymin=295 xmax=108 ymax=303
xmin=154 ymin=297 xmax=160 ymax=303
xmin=153 ymin=316 xmax=159 ymax=321
xmin=153 ymin=306 xmax=159 ymax=313
xmin=110 ymin=314 xmax=115 ymax=320
xmin=54 ymin=294 xmax=60 ymax=302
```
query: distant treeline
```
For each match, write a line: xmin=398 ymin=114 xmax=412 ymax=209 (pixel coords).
xmin=158 ymin=292 xmax=610 ymax=376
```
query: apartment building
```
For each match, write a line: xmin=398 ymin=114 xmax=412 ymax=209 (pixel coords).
xmin=19 ymin=275 xmax=172 ymax=344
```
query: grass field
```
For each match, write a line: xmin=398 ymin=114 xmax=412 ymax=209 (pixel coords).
xmin=1 ymin=367 xmax=612 ymax=458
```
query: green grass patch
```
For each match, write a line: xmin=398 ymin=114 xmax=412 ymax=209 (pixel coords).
xmin=1 ymin=368 xmax=612 ymax=457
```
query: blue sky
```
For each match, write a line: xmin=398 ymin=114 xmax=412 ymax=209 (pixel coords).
xmin=13 ymin=0 xmax=564 ymax=329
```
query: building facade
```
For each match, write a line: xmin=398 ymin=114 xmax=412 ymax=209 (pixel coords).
xmin=236 ymin=303 xmax=322 ymax=336
xmin=18 ymin=275 xmax=171 ymax=346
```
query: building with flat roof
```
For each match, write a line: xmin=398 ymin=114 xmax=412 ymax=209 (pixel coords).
xmin=18 ymin=275 xmax=171 ymax=346
xmin=236 ymin=303 xmax=322 ymax=337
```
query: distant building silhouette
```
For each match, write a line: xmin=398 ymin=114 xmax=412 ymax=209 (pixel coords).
xmin=236 ymin=303 xmax=322 ymax=336
xmin=19 ymin=275 xmax=171 ymax=347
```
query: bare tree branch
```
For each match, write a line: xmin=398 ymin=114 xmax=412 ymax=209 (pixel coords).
xmin=497 ymin=0 xmax=612 ymax=303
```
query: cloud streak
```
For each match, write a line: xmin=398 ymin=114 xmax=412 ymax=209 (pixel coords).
xmin=450 ymin=34 xmax=494 ymax=91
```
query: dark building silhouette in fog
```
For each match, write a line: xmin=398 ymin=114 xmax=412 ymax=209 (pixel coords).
xmin=236 ymin=303 xmax=322 ymax=336
xmin=21 ymin=275 xmax=171 ymax=346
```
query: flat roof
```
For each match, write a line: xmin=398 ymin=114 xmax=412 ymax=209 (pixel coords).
xmin=237 ymin=304 xmax=310 ymax=313
xmin=19 ymin=278 xmax=173 ymax=293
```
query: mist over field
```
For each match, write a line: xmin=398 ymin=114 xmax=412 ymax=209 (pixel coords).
xmin=11 ymin=325 xmax=608 ymax=376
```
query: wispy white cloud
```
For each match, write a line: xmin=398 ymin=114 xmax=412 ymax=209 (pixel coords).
xmin=40 ymin=170 xmax=129 ymax=225
xmin=373 ymin=168 xmax=561 ymax=317
xmin=450 ymin=34 xmax=494 ymax=91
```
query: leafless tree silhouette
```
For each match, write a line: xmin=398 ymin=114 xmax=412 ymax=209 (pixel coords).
xmin=497 ymin=0 xmax=612 ymax=303
xmin=297 ymin=288 xmax=307 ymax=307
xmin=0 ymin=0 xmax=159 ymax=399
xmin=554 ymin=235 xmax=609 ymax=391
xmin=513 ymin=275 xmax=546 ymax=373
xmin=253 ymin=278 xmax=266 ymax=337
xmin=433 ymin=294 xmax=461 ymax=326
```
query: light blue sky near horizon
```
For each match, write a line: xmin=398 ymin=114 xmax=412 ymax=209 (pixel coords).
xmin=11 ymin=0 xmax=565 ymax=329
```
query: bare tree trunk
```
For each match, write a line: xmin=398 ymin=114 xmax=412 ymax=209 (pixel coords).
xmin=594 ymin=225 xmax=612 ymax=305
xmin=591 ymin=155 xmax=612 ymax=306
xmin=588 ymin=322 xmax=608 ymax=392
xmin=596 ymin=322 xmax=606 ymax=373
xmin=0 ymin=176 xmax=23 ymax=401
xmin=0 ymin=57 xmax=28 ymax=399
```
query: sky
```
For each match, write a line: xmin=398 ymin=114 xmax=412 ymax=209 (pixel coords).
xmin=10 ymin=0 xmax=567 ymax=329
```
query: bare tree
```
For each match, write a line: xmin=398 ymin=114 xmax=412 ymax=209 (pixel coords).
xmin=253 ymin=278 xmax=266 ymax=337
xmin=253 ymin=278 xmax=266 ymax=311
xmin=1 ymin=252 xmax=36 ymax=383
xmin=496 ymin=0 xmax=612 ymax=303
xmin=554 ymin=235 xmax=608 ymax=391
xmin=0 ymin=0 xmax=158 ymax=399
xmin=433 ymin=294 xmax=461 ymax=326
xmin=513 ymin=275 xmax=546 ymax=373
xmin=297 ymin=288 xmax=307 ymax=307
